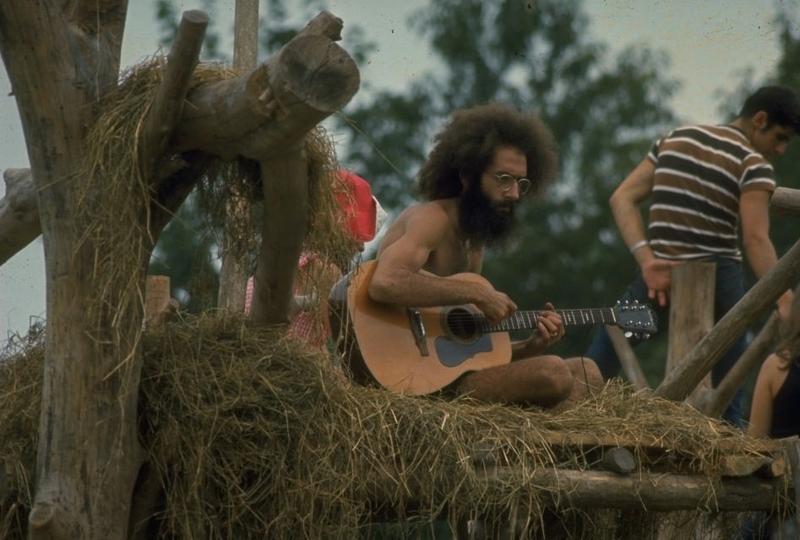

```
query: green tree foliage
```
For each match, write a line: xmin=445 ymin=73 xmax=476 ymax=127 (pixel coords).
xmin=334 ymin=0 xmax=680 ymax=354
xmin=717 ymin=2 xmax=800 ymax=295
xmin=767 ymin=5 xmax=800 ymax=264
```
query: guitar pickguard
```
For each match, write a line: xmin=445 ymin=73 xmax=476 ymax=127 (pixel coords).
xmin=434 ymin=334 xmax=494 ymax=367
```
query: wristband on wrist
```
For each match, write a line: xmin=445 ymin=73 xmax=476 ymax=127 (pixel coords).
xmin=629 ymin=240 xmax=649 ymax=254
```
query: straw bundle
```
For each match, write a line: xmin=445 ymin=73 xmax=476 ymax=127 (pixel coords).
xmin=0 ymin=315 xmax=776 ymax=539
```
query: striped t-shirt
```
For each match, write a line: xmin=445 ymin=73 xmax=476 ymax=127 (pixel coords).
xmin=647 ymin=125 xmax=776 ymax=261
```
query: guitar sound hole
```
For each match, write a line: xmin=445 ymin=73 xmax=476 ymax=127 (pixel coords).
xmin=444 ymin=307 xmax=478 ymax=341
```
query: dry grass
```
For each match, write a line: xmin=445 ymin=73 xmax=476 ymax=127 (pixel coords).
xmin=0 ymin=314 xmax=782 ymax=539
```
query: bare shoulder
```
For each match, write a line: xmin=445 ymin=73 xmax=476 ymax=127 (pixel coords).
xmin=398 ymin=200 xmax=452 ymax=224
xmin=759 ymin=353 xmax=790 ymax=395
xmin=389 ymin=200 xmax=456 ymax=239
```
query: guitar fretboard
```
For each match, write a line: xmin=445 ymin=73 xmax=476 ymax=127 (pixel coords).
xmin=480 ymin=308 xmax=616 ymax=333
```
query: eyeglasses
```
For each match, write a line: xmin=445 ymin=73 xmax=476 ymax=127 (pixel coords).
xmin=488 ymin=172 xmax=532 ymax=195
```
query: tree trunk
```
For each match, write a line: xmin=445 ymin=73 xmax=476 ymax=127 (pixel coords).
xmin=0 ymin=3 xmax=359 ymax=539
xmin=0 ymin=3 xmax=141 ymax=539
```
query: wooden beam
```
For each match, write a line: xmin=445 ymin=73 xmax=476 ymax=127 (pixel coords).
xmin=542 ymin=431 xmax=787 ymax=455
xmin=478 ymin=467 xmax=786 ymax=512
xmin=217 ymin=0 xmax=260 ymax=312
xmin=171 ymin=12 xmax=359 ymax=161
xmin=771 ymin=187 xmax=800 ymax=217
xmin=607 ymin=325 xmax=650 ymax=391
xmin=654 ymin=237 xmax=800 ymax=403
xmin=783 ymin=437 xmax=800 ymax=534
xmin=249 ymin=152 xmax=309 ymax=326
xmin=139 ymin=10 xmax=207 ymax=184
xmin=703 ymin=313 xmax=780 ymax=419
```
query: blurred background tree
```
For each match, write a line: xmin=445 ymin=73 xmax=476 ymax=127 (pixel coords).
xmin=151 ymin=0 xmax=799 ymax=389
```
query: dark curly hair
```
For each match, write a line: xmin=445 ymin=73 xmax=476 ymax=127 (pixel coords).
xmin=417 ymin=103 xmax=559 ymax=201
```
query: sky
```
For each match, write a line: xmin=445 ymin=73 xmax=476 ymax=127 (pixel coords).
xmin=0 ymin=0 xmax=786 ymax=341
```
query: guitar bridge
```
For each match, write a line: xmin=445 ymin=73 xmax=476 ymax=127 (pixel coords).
xmin=406 ymin=308 xmax=429 ymax=357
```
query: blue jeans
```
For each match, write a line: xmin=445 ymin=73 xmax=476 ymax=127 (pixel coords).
xmin=584 ymin=258 xmax=747 ymax=426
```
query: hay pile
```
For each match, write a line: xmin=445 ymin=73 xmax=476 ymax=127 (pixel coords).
xmin=0 ymin=315 xmax=777 ymax=539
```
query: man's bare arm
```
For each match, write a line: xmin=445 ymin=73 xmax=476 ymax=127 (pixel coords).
xmin=369 ymin=204 xmax=516 ymax=323
xmin=610 ymin=158 xmax=679 ymax=306
xmin=741 ymin=189 xmax=793 ymax=317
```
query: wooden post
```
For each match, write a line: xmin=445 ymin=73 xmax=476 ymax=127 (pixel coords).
xmin=703 ymin=313 xmax=781 ymax=418
xmin=607 ymin=325 xmax=650 ymax=391
xmin=655 ymin=237 xmax=800 ymax=402
xmin=782 ymin=437 xmax=800 ymax=535
xmin=666 ymin=262 xmax=715 ymax=407
xmin=217 ymin=0 xmax=259 ymax=312
xmin=144 ymin=275 xmax=173 ymax=328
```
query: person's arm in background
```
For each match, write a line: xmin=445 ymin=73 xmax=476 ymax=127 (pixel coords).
xmin=608 ymin=158 xmax=680 ymax=307
xmin=740 ymin=189 xmax=794 ymax=321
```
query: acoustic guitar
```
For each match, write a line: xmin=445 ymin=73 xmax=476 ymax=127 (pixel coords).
xmin=329 ymin=260 xmax=657 ymax=396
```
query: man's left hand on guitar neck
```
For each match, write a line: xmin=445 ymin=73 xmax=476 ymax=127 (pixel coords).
xmin=511 ymin=301 xmax=563 ymax=359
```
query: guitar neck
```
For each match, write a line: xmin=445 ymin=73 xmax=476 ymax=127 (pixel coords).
xmin=481 ymin=308 xmax=617 ymax=334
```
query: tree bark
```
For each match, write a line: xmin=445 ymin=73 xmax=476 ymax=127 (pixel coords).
xmin=216 ymin=0 xmax=260 ymax=312
xmin=0 ymin=11 xmax=357 ymax=268
xmin=0 ymin=4 xmax=359 ymax=539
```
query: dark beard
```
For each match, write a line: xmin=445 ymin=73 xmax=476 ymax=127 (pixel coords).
xmin=457 ymin=186 xmax=519 ymax=250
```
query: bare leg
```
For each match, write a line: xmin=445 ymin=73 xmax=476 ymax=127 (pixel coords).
xmin=455 ymin=355 xmax=573 ymax=407
xmin=565 ymin=356 xmax=603 ymax=399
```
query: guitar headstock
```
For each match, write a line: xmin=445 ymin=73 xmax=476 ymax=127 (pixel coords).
xmin=612 ymin=300 xmax=658 ymax=339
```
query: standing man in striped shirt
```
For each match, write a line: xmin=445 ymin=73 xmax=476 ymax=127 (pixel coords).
xmin=585 ymin=86 xmax=800 ymax=426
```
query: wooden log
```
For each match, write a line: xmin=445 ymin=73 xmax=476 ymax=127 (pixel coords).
xmin=783 ymin=437 xmax=800 ymax=534
xmin=654 ymin=237 xmax=800 ymax=403
xmin=666 ymin=262 xmax=715 ymax=407
xmin=600 ymin=447 xmax=636 ymax=474
xmin=756 ymin=457 xmax=789 ymax=479
xmin=703 ymin=312 xmax=781 ymax=418
xmin=0 ymin=11 xmax=358 ymax=268
xmin=717 ymin=455 xmax=780 ymax=477
xmin=607 ymin=325 xmax=650 ymax=391
xmin=249 ymin=152 xmax=309 ymax=326
xmin=217 ymin=0 xmax=260 ymax=312
xmin=543 ymin=431 xmax=787 ymax=455
xmin=770 ymin=187 xmax=800 ymax=217
xmin=144 ymin=275 xmax=178 ymax=328
xmin=171 ymin=13 xmax=359 ymax=160
xmin=0 ymin=168 xmax=39 ymax=265
xmin=479 ymin=467 xmax=785 ymax=512
xmin=139 ymin=10 xmax=207 ymax=184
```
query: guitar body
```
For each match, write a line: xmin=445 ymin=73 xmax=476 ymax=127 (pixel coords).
xmin=330 ymin=260 xmax=511 ymax=396
xmin=329 ymin=261 xmax=657 ymax=396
